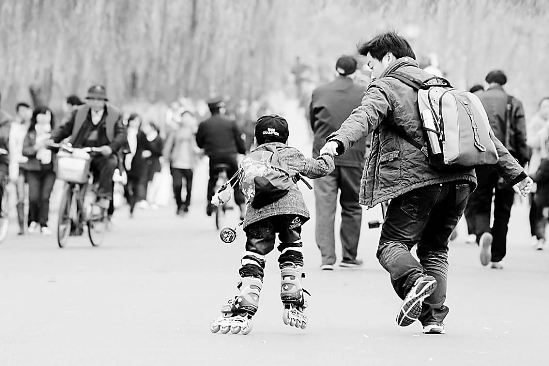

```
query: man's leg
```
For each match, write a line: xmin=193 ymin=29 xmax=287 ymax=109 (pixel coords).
xmin=38 ymin=170 xmax=56 ymax=228
xmin=378 ymin=184 xmax=443 ymax=326
xmin=314 ymin=169 xmax=338 ymax=266
xmin=339 ymin=166 xmax=363 ymax=263
xmin=182 ymin=168 xmax=193 ymax=210
xmin=170 ymin=166 xmax=184 ymax=210
xmin=16 ymin=171 xmax=26 ymax=234
xmin=90 ymin=155 xmax=118 ymax=200
xmin=473 ymin=166 xmax=498 ymax=241
xmin=25 ymin=171 xmax=40 ymax=226
xmin=491 ymin=185 xmax=515 ymax=263
xmin=206 ymin=158 xmax=219 ymax=214
xmin=417 ymin=182 xmax=470 ymax=327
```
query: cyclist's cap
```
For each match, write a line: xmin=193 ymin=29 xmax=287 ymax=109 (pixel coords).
xmin=86 ymin=85 xmax=108 ymax=101
xmin=255 ymin=114 xmax=289 ymax=145
xmin=336 ymin=55 xmax=357 ymax=76
xmin=207 ymin=97 xmax=225 ymax=110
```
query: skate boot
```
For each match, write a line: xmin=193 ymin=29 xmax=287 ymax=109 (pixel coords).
xmin=210 ymin=277 xmax=262 ymax=335
xmin=280 ymin=262 xmax=310 ymax=329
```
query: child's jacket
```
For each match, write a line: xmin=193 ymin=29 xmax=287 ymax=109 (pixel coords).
xmin=241 ymin=142 xmax=335 ymax=229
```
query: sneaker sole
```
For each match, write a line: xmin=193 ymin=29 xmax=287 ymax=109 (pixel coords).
xmin=339 ymin=263 xmax=363 ymax=268
xmin=396 ymin=278 xmax=437 ymax=327
xmin=480 ymin=233 xmax=492 ymax=266
xmin=423 ymin=325 xmax=445 ymax=334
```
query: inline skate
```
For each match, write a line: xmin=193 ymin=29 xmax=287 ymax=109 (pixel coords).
xmin=280 ymin=262 xmax=309 ymax=329
xmin=210 ymin=277 xmax=262 ymax=335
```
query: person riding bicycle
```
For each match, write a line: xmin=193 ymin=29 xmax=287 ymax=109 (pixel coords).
xmin=50 ymin=85 xmax=127 ymax=209
xmin=0 ymin=93 xmax=13 ymax=218
xmin=196 ymin=98 xmax=247 ymax=219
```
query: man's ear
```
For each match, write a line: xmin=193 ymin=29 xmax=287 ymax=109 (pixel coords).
xmin=385 ymin=52 xmax=395 ymax=63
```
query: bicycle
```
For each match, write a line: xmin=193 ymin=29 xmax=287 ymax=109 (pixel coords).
xmin=55 ymin=145 xmax=109 ymax=248
xmin=211 ymin=164 xmax=234 ymax=230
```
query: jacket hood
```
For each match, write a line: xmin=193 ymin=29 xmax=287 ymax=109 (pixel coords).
xmin=380 ymin=57 xmax=419 ymax=79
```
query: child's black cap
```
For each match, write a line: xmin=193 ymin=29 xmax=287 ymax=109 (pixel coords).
xmin=255 ymin=115 xmax=289 ymax=145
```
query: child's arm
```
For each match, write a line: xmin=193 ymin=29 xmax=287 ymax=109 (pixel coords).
xmin=289 ymin=150 xmax=335 ymax=179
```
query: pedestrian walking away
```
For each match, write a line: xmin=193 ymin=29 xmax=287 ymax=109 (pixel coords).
xmin=320 ymin=31 xmax=532 ymax=334
xmin=196 ymin=98 xmax=247 ymax=220
xmin=163 ymin=109 xmax=200 ymax=216
xmin=473 ymin=70 xmax=531 ymax=269
xmin=210 ymin=114 xmax=335 ymax=335
xmin=310 ymin=55 xmax=367 ymax=270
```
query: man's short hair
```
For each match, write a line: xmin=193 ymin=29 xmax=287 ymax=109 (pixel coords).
xmin=16 ymin=102 xmax=31 ymax=112
xmin=358 ymin=31 xmax=416 ymax=61
xmin=485 ymin=70 xmax=507 ymax=86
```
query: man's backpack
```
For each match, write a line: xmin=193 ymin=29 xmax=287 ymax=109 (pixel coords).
xmin=388 ymin=71 xmax=498 ymax=168
xmin=239 ymin=145 xmax=298 ymax=209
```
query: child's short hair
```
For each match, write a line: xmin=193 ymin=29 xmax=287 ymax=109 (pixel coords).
xmin=254 ymin=115 xmax=289 ymax=145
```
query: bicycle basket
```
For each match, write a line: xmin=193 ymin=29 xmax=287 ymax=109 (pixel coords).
xmin=55 ymin=152 xmax=91 ymax=183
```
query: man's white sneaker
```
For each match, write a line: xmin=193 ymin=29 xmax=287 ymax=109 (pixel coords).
xmin=423 ymin=323 xmax=445 ymax=334
xmin=320 ymin=264 xmax=334 ymax=271
xmin=479 ymin=232 xmax=492 ymax=266
xmin=536 ymin=238 xmax=545 ymax=251
xmin=28 ymin=221 xmax=38 ymax=234
xmin=490 ymin=262 xmax=504 ymax=270
xmin=41 ymin=226 xmax=52 ymax=236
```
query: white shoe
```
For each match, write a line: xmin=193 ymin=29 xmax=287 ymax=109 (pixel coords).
xmin=479 ymin=232 xmax=492 ymax=266
xmin=28 ymin=222 xmax=38 ymax=234
xmin=530 ymin=235 xmax=539 ymax=247
xmin=536 ymin=238 xmax=545 ymax=251
xmin=150 ymin=203 xmax=159 ymax=210
xmin=465 ymin=234 xmax=476 ymax=244
xmin=137 ymin=201 xmax=149 ymax=210
xmin=41 ymin=226 xmax=52 ymax=236
xmin=490 ymin=261 xmax=504 ymax=270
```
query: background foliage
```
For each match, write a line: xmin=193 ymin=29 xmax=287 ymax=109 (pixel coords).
xmin=1 ymin=0 xmax=548 ymax=116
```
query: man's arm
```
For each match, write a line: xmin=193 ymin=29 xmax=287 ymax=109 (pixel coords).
xmin=51 ymin=110 xmax=76 ymax=143
xmin=108 ymin=116 xmax=128 ymax=153
xmin=232 ymin=122 xmax=246 ymax=154
xmin=490 ymin=129 xmax=527 ymax=186
xmin=512 ymin=99 xmax=530 ymax=166
xmin=326 ymin=83 xmax=391 ymax=155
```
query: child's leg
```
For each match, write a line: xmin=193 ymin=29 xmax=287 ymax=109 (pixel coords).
xmin=211 ymin=219 xmax=276 ymax=335
xmin=277 ymin=216 xmax=308 ymax=329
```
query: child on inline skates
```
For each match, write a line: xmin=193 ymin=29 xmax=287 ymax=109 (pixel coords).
xmin=210 ymin=114 xmax=335 ymax=335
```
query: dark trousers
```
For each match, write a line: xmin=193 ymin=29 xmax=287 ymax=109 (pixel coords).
xmin=314 ymin=166 xmax=362 ymax=265
xmin=126 ymin=176 xmax=139 ymax=214
xmin=26 ymin=169 xmax=56 ymax=227
xmin=207 ymin=155 xmax=244 ymax=206
xmin=240 ymin=215 xmax=305 ymax=281
xmin=0 ymin=163 xmax=8 ymax=213
xmin=529 ymin=193 xmax=545 ymax=239
xmin=472 ymin=166 xmax=515 ymax=262
xmin=90 ymin=155 xmax=117 ymax=199
xmin=170 ymin=167 xmax=193 ymax=209
xmin=464 ymin=190 xmax=476 ymax=235
xmin=378 ymin=181 xmax=471 ymax=325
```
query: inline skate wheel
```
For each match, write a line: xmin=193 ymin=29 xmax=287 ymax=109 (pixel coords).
xmin=230 ymin=325 xmax=241 ymax=334
xmin=220 ymin=228 xmax=237 ymax=244
xmin=301 ymin=321 xmax=307 ymax=329
xmin=220 ymin=325 xmax=231 ymax=334
xmin=295 ymin=320 xmax=301 ymax=328
xmin=210 ymin=322 xmax=221 ymax=333
xmin=241 ymin=320 xmax=253 ymax=335
xmin=282 ymin=308 xmax=290 ymax=325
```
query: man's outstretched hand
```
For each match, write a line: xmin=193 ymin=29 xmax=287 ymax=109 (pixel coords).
xmin=320 ymin=141 xmax=339 ymax=156
xmin=513 ymin=176 xmax=533 ymax=197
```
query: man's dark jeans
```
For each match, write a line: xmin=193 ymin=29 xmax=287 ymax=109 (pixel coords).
xmin=90 ymin=155 xmax=118 ymax=199
xmin=170 ymin=167 xmax=193 ymax=209
xmin=472 ymin=165 xmax=515 ymax=262
xmin=378 ymin=181 xmax=471 ymax=325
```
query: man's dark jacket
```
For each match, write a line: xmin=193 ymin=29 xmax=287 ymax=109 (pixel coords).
xmin=52 ymin=104 xmax=127 ymax=153
xmin=196 ymin=113 xmax=246 ymax=157
xmin=310 ymin=76 xmax=366 ymax=168
xmin=477 ymin=85 xmax=529 ymax=166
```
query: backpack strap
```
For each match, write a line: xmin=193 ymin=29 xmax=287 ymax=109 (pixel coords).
xmin=389 ymin=124 xmax=429 ymax=158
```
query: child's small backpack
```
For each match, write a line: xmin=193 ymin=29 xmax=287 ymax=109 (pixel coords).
xmin=239 ymin=145 xmax=298 ymax=209
xmin=388 ymin=71 xmax=499 ymax=168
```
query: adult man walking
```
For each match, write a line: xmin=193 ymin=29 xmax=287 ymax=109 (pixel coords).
xmin=320 ymin=31 xmax=532 ymax=334
xmin=310 ymin=55 xmax=367 ymax=270
xmin=473 ymin=70 xmax=530 ymax=269
xmin=196 ymin=98 xmax=247 ymax=219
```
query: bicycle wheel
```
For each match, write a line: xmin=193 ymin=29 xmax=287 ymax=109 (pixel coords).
xmin=57 ymin=185 xmax=73 ymax=248
xmin=87 ymin=206 xmax=107 ymax=247
xmin=0 ymin=182 xmax=10 ymax=243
